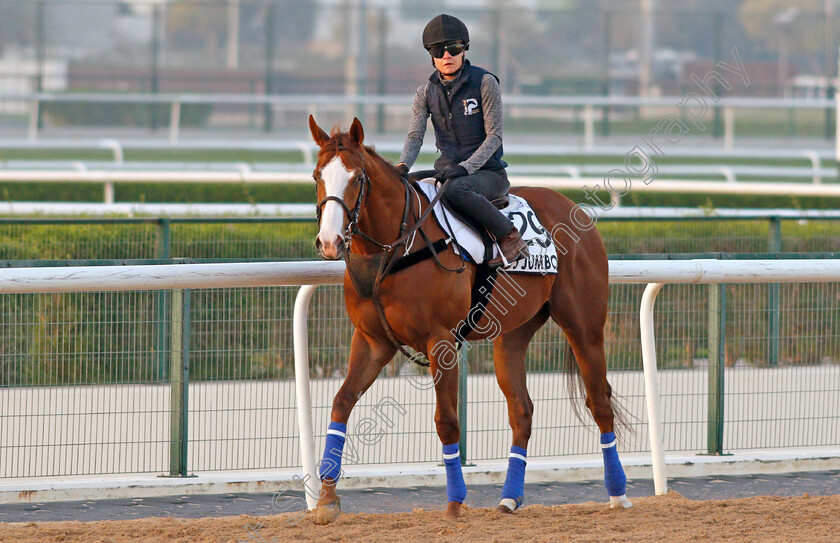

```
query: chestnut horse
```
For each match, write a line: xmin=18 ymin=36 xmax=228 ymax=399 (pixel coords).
xmin=308 ymin=116 xmax=631 ymax=523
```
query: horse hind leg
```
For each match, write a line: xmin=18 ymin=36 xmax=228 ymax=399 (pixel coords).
xmin=549 ymin=293 xmax=633 ymax=509
xmin=492 ymin=307 xmax=549 ymax=513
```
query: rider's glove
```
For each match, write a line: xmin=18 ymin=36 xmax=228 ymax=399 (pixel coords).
xmin=395 ymin=163 xmax=409 ymax=178
xmin=435 ymin=164 xmax=468 ymax=182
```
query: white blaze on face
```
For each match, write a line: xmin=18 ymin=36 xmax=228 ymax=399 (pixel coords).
xmin=317 ymin=156 xmax=354 ymax=255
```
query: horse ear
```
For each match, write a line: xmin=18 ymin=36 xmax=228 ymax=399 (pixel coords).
xmin=349 ymin=117 xmax=364 ymax=146
xmin=309 ymin=115 xmax=330 ymax=148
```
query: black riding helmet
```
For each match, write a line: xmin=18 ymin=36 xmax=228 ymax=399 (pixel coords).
xmin=422 ymin=14 xmax=470 ymax=51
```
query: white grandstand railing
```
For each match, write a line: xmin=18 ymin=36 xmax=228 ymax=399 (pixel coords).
xmin=1 ymin=259 xmax=839 ymax=507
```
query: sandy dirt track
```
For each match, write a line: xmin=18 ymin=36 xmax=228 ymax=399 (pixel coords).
xmin=1 ymin=491 xmax=838 ymax=542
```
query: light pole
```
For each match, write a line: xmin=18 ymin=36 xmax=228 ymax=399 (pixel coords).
xmin=639 ymin=0 xmax=656 ymax=98
xmin=773 ymin=8 xmax=799 ymax=97
xmin=226 ymin=0 xmax=240 ymax=70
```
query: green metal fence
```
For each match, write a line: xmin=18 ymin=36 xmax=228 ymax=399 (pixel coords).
xmin=4 ymin=215 xmax=840 ymax=262
xmin=1 ymin=216 xmax=839 ymax=479
xmin=0 ymin=217 xmax=319 ymax=262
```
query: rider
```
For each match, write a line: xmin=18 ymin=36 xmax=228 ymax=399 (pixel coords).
xmin=395 ymin=14 xmax=529 ymax=268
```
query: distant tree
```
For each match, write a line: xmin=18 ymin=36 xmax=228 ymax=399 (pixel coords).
xmin=739 ymin=0 xmax=824 ymax=57
xmin=165 ymin=0 xmax=228 ymax=62
xmin=0 ymin=2 xmax=38 ymax=53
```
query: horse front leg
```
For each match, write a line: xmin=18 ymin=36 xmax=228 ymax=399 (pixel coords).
xmin=427 ymin=338 xmax=465 ymax=520
xmin=313 ymin=330 xmax=396 ymax=525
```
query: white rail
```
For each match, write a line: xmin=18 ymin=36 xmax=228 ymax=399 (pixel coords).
xmin=1 ymin=91 xmax=835 ymax=148
xmin=1 ymin=91 xmax=832 ymax=108
xmin=1 ymin=138 xmax=835 ymax=160
xmin=0 ymin=261 xmax=342 ymax=293
xmin=1 ymin=136 xmax=835 ymax=204
xmin=8 ymin=202 xmax=840 ymax=218
xmin=1 ymin=170 xmax=840 ymax=206
xmin=2 ymin=162 xmax=831 ymax=182
xmin=1 ymin=259 xmax=839 ymax=507
xmin=510 ymin=177 xmax=840 ymax=198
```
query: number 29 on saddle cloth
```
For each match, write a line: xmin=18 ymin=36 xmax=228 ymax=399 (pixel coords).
xmin=413 ymin=183 xmax=559 ymax=275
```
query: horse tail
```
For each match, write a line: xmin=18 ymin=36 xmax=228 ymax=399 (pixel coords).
xmin=563 ymin=342 xmax=635 ymax=438
xmin=563 ymin=342 xmax=589 ymax=426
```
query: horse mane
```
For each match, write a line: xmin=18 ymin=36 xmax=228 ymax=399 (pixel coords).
xmin=322 ymin=127 xmax=400 ymax=178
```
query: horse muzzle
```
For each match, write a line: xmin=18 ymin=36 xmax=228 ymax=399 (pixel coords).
xmin=316 ymin=234 xmax=346 ymax=260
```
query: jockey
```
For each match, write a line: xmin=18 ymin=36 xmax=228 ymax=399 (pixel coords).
xmin=396 ymin=13 xmax=529 ymax=268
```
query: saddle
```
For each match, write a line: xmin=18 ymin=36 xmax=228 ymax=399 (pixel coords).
xmin=489 ymin=194 xmax=510 ymax=210
xmin=408 ymin=170 xmax=507 ymax=262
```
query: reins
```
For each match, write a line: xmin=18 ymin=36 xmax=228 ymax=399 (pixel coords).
xmin=315 ymin=146 xmax=465 ymax=366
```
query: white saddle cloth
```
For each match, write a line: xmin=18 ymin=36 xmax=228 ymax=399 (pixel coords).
xmin=414 ymin=181 xmax=558 ymax=275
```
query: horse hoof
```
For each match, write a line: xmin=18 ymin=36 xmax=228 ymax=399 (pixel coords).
xmin=314 ymin=499 xmax=342 ymax=525
xmin=495 ymin=498 xmax=518 ymax=514
xmin=444 ymin=501 xmax=462 ymax=519
xmin=609 ymin=495 xmax=633 ymax=509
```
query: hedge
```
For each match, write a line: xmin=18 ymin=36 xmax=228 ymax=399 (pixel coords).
xmin=1 ymin=217 xmax=839 ymax=386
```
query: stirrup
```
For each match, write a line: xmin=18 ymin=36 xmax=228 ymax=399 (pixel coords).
xmin=496 ymin=242 xmax=511 ymax=267
xmin=491 ymin=239 xmax=530 ymax=269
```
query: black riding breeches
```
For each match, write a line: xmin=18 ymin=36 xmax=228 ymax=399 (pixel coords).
xmin=440 ymin=169 xmax=513 ymax=240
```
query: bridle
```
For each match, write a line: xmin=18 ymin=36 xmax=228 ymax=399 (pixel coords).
xmin=313 ymin=144 xmax=463 ymax=366
xmin=315 ymin=169 xmax=371 ymax=254
xmin=315 ymin=145 xmax=431 ymax=258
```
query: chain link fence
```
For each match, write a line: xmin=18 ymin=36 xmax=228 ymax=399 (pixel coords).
xmin=0 ymin=216 xmax=839 ymax=478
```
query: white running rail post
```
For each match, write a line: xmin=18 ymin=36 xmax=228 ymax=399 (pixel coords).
xmin=169 ymin=101 xmax=181 ymax=143
xmin=100 ymin=139 xmax=123 ymax=205
xmin=640 ymin=282 xmax=668 ymax=495
xmin=28 ymin=99 xmax=39 ymax=141
xmin=583 ymin=104 xmax=595 ymax=149
xmin=294 ymin=284 xmax=321 ymax=510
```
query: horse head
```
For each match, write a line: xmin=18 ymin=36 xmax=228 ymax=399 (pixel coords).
xmin=309 ymin=115 xmax=368 ymax=260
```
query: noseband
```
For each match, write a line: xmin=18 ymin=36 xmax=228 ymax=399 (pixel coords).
xmin=315 ymin=169 xmax=370 ymax=252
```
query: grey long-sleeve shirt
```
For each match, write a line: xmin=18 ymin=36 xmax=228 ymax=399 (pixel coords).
xmin=398 ymin=73 xmax=503 ymax=175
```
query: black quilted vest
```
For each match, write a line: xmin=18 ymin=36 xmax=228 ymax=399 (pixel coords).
xmin=426 ymin=61 xmax=507 ymax=172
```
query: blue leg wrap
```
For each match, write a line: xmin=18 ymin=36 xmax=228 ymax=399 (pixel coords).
xmin=500 ymin=446 xmax=527 ymax=508
xmin=442 ymin=443 xmax=467 ymax=503
xmin=320 ymin=422 xmax=346 ymax=482
xmin=601 ymin=432 xmax=627 ymax=496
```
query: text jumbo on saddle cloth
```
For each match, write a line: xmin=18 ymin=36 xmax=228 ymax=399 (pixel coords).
xmin=309 ymin=115 xmax=631 ymax=524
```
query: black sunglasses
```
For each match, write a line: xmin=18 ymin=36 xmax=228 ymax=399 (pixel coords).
xmin=429 ymin=43 xmax=465 ymax=59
